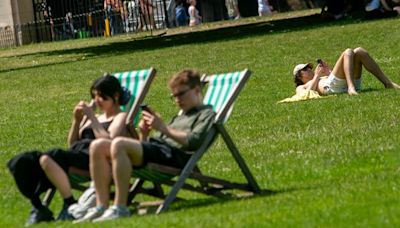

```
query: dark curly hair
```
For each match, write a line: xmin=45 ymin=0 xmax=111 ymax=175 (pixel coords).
xmin=90 ymin=74 xmax=131 ymax=106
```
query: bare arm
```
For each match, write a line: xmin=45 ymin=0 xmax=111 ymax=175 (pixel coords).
xmin=84 ymin=105 xmax=127 ymax=139
xmin=295 ymin=64 xmax=325 ymax=95
xmin=67 ymin=102 xmax=85 ymax=147
xmin=68 ymin=119 xmax=82 ymax=147
xmin=68 ymin=101 xmax=127 ymax=146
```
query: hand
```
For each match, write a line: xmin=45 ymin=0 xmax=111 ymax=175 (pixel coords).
xmin=348 ymin=87 xmax=358 ymax=96
xmin=73 ymin=101 xmax=85 ymax=121
xmin=314 ymin=64 xmax=324 ymax=77
xmin=138 ymin=119 xmax=151 ymax=136
xmin=81 ymin=101 xmax=96 ymax=118
xmin=142 ymin=110 xmax=166 ymax=133
xmin=73 ymin=101 xmax=94 ymax=121
xmin=319 ymin=60 xmax=331 ymax=75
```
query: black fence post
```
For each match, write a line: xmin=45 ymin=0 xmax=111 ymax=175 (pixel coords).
xmin=162 ymin=0 xmax=169 ymax=28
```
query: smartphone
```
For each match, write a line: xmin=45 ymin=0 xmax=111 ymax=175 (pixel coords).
xmin=140 ymin=104 xmax=151 ymax=113
xmin=89 ymin=100 xmax=96 ymax=111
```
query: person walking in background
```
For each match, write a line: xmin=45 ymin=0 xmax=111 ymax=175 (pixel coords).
xmin=43 ymin=0 xmax=55 ymax=40
xmin=225 ymin=0 xmax=241 ymax=19
xmin=188 ymin=0 xmax=201 ymax=26
xmin=258 ymin=0 xmax=272 ymax=16
xmin=104 ymin=0 xmax=124 ymax=35
xmin=63 ymin=12 xmax=75 ymax=39
xmin=139 ymin=0 xmax=156 ymax=30
xmin=175 ymin=0 xmax=188 ymax=26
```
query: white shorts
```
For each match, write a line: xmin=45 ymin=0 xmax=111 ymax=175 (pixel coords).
xmin=323 ymin=74 xmax=362 ymax=94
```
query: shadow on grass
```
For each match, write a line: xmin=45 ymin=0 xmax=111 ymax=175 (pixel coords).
xmin=134 ymin=188 xmax=295 ymax=215
xmin=360 ymin=88 xmax=383 ymax=93
xmin=1 ymin=13 xmax=370 ymax=73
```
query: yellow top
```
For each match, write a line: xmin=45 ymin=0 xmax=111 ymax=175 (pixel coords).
xmin=278 ymin=89 xmax=327 ymax=103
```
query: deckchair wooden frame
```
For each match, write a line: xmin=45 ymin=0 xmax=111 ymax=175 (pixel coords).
xmin=41 ymin=67 xmax=156 ymax=206
xmin=128 ymin=69 xmax=261 ymax=214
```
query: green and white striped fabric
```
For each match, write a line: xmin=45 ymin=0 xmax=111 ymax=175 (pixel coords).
xmin=68 ymin=68 xmax=154 ymax=185
xmin=132 ymin=168 xmax=174 ymax=182
xmin=113 ymin=69 xmax=152 ymax=112
xmin=203 ymin=70 xmax=245 ymax=122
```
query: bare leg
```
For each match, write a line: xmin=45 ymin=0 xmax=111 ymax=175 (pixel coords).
xmin=39 ymin=155 xmax=72 ymax=198
xmin=331 ymin=48 xmax=358 ymax=95
xmin=110 ymin=137 xmax=143 ymax=206
xmin=90 ymin=139 xmax=112 ymax=207
xmin=354 ymin=47 xmax=400 ymax=89
xmin=343 ymin=49 xmax=358 ymax=95
xmin=234 ymin=4 xmax=241 ymax=18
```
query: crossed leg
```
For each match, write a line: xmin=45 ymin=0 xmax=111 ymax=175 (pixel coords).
xmin=39 ymin=155 xmax=72 ymax=198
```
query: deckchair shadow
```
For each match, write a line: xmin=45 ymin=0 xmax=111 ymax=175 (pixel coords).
xmin=41 ymin=67 xmax=157 ymax=206
xmin=128 ymin=69 xmax=261 ymax=214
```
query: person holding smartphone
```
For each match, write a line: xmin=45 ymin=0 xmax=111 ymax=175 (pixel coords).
xmin=293 ymin=47 xmax=400 ymax=96
xmin=76 ymin=69 xmax=216 ymax=223
xmin=8 ymin=75 xmax=131 ymax=226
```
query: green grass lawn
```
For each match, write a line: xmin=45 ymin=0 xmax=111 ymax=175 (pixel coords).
xmin=1 ymin=11 xmax=400 ymax=227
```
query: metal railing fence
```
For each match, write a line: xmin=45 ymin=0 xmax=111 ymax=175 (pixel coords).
xmin=0 ymin=0 xmax=170 ymax=48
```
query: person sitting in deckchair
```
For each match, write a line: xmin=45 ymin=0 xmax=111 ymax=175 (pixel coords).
xmin=75 ymin=69 xmax=216 ymax=222
xmin=293 ymin=47 xmax=400 ymax=96
xmin=7 ymin=75 xmax=130 ymax=226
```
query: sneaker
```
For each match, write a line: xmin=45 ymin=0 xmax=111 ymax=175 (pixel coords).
xmin=365 ymin=0 xmax=380 ymax=11
xmin=92 ymin=205 xmax=130 ymax=222
xmin=25 ymin=207 xmax=54 ymax=226
xmin=56 ymin=206 xmax=75 ymax=221
xmin=73 ymin=206 xmax=105 ymax=224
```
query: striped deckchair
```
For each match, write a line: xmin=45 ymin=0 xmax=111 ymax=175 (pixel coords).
xmin=42 ymin=67 xmax=156 ymax=206
xmin=128 ymin=69 xmax=261 ymax=214
xmin=114 ymin=68 xmax=156 ymax=138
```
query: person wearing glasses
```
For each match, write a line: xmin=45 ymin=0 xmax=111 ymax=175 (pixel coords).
xmin=75 ymin=69 xmax=216 ymax=222
xmin=293 ymin=47 xmax=400 ymax=96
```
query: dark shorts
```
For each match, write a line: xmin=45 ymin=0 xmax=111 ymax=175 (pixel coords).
xmin=45 ymin=148 xmax=90 ymax=173
xmin=140 ymin=138 xmax=191 ymax=169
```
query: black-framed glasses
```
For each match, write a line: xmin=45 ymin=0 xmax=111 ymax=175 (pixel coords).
xmin=170 ymin=87 xmax=192 ymax=99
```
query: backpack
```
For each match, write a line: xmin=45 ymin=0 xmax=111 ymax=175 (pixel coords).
xmin=68 ymin=183 xmax=96 ymax=219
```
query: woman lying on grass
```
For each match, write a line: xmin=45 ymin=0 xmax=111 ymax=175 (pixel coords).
xmin=293 ymin=47 xmax=400 ymax=96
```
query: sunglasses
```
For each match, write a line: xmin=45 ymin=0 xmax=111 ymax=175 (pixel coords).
xmin=170 ymin=87 xmax=193 ymax=99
